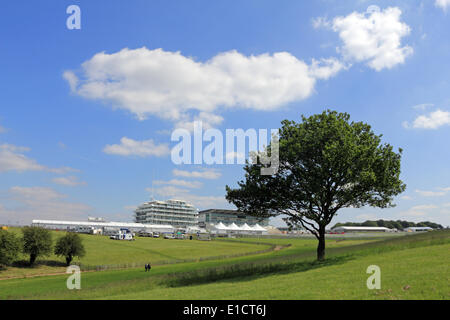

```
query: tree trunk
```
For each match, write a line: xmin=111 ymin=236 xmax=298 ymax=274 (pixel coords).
xmin=317 ymin=226 xmax=326 ymax=261
xmin=29 ymin=253 xmax=36 ymax=266
xmin=66 ymin=254 xmax=72 ymax=266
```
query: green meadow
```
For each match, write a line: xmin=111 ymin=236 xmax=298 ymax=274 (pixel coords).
xmin=0 ymin=228 xmax=268 ymax=279
xmin=0 ymin=229 xmax=448 ymax=300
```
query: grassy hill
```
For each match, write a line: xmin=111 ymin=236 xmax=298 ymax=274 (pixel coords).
xmin=0 ymin=230 xmax=448 ymax=300
xmin=109 ymin=242 xmax=449 ymax=300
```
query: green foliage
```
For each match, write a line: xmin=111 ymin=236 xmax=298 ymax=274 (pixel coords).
xmin=22 ymin=226 xmax=53 ymax=266
xmin=0 ymin=230 xmax=21 ymax=267
xmin=227 ymin=110 xmax=406 ymax=260
xmin=362 ymin=220 xmax=378 ymax=227
xmin=332 ymin=220 xmax=444 ymax=230
xmin=54 ymin=232 xmax=86 ymax=266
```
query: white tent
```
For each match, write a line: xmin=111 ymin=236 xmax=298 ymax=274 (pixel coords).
xmin=252 ymin=224 xmax=267 ymax=231
xmin=215 ymin=222 xmax=230 ymax=230
xmin=239 ymin=223 xmax=256 ymax=234
xmin=241 ymin=223 xmax=254 ymax=231
xmin=205 ymin=222 xmax=268 ymax=235
xmin=210 ymin=222 xmax=229 ymax=234
xmin=250 ymin=224 xmax=268 ymax=234
xmin=227 ymin=223 xmax=240 ymax=231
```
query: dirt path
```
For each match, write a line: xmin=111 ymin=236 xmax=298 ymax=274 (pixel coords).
xmin=0 ymin=269 xmax=98 ymax=281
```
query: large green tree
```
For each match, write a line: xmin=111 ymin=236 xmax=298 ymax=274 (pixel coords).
xmin=22 ymin=226 xmax=53 ymax=266
xmin=0 ymin=230 xmax=21 ymax=267
xmin=54 ymin=232 xmax=85 ymax=266
xmin=226 ymin=110 xmax=406 ymax=260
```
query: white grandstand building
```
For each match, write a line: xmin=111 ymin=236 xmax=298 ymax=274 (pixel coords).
xmin=31 ymin=219 xmax=174 ymax=233
xmin=134 ymin=199 xmax=198 ymax=228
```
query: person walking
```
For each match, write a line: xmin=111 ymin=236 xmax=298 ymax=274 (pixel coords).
xmin=144 ymin=263 xmax=148 ymax=272
xmin=147 ymin=262 xmax=151 ymax=271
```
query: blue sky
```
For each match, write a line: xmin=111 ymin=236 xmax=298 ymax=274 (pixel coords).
xmin=1 ymin=0 xmax=450 ymax=227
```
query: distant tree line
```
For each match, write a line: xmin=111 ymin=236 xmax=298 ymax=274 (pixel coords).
xmin=0 ymin=226 xmax=85 ymax=269
xmin=331 ymin=220 xmax=443 ymax=231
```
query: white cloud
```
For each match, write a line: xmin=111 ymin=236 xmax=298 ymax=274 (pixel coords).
xmin=412 ymin=103 xmax=434 ymax=111
xmin=409 ymin=109 xmax=450 ymax=129
xmin=399 ymin=204 xmax=438 ymax=218
xmin=48 ymin=167 xmax=79 ymax=174
xmin=402 ymin=211 xmax=426 ymax=217
xmin=415 ymin=187 xmax=450 ymax=198
xmin=103 ymin=137 xmax=170 ymax=157
xmin=52 ymin=176 xmax=86 ymax=187
xmin=0 ymin=125 xmax=6 ymax=133
xmin=225 ymin=151 xmax=245 ymax=163
xmin=0 ymin=186 xmax=91 ymax=224
xmin=323 ymin=7 xmax=413 ymax=71
xmin=355 ymin=213 xmax=377 ymax=221
xmin=10 ymin=186 xmax=64 ymax=202
xmin=124 ymin=205 xmax=137 ymax=211
xmin=436 ymin=0 xmax=450 ymax=11
xmin=410 ymin=204 xmax=438 ymax=211
xmin=401 ymin=195 xmax=412 ymax=200
xmin=64 ymin=47 xmax=344 ymax=125
xmin=174 ymin=112 xmax=224 ymax=132
xmin=309 ymin=58 xmax=347 ymax=80
xmin=0 ymin=144 xmax=45 ymax=172
xmin=153 ymin=179 xmax=203 ymax=189
xmin=401 ymin=121 xmax=410 ymax=129
xmin=63 ymin=70 xmax=79 ymax=92
xmin=0 ymin=144 xmax=77 ymax=174
xmin=312 ymin=16 xmax=331 ymax=29
xmin=415 ymin=189 xmax=446 ymax=197
xmin=172 ymin=168 xmax=221 ymax=180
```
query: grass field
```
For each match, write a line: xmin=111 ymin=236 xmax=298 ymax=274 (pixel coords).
xmin=0 ymin=229 xmax=448 ymax=300
xmin=0 ymin=228 xmax=270 ymax=279
xmin=108 ymin=243 xmax=449 ymax=300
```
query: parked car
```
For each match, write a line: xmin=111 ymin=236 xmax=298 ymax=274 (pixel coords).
xmin=153 ymin=233 xmax=160 ymax=238
xmin=138 ymin=231 xmax=152 ymax=237
xmin=164 ymin=234 xmax=175 ymax=239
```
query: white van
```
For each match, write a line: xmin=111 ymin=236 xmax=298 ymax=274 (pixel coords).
xmin=110 ymin=228 xmax=135 ymax=241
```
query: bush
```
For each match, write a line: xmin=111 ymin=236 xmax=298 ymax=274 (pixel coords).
xmin=22 ymin=226 xmax=52 ymax=266
xmin=0 ymin=230 xmax=21 ymax=267
xmin=54 ymin=232 xmax=85 ymax=266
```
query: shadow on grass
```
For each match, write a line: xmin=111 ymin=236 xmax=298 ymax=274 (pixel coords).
xmin=11 ymin=260 xmax=67 ymax=268
xmin=164 ymin=255 xmax=353 ymax=288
